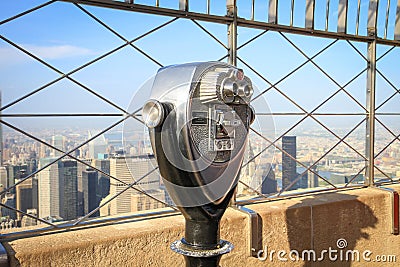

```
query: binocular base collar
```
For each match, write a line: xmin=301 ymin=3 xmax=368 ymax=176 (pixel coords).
xmin=170 ymin=239 xmax=233 ymax=258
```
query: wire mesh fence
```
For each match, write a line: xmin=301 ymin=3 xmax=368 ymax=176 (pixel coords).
xmin=0 ymin=0 xmax=399 ymax=238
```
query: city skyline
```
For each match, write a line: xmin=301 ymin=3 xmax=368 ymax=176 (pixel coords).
xmin=1 ymin=123 xmax=398 ymax=230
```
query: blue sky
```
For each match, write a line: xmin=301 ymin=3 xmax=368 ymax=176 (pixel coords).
xmin=0 ymin=0 xmax=399 ymax=133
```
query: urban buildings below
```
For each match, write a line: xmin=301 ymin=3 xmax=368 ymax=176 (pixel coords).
xmin=51 ymin=135 xmax=65 ymax=157
xmin=261 ymin=164 xmax=277 ymax=195
xmin=1 ymin=193 xmax=16 ymax=220
xmin=92 ymin=158 xmax=110 ymax=200
xmin=88 ymin=131 xmax=107 ymax=160
xmin=21 ymin=208 xmax=38 ymax=227
xmin=38 ymin=158 xmax=78 ymax=221
xmin=100 ymin=155 xmax=162 ymax=216
xmin=81 ymin=167 xmax=100 ymax=217
xmin=16 ymin=179 xmax=33 ymax=221
xmin=0 ymin=167 xmax=7 ymax=191
xmin=130 ymin=190 xmax=166 ymax=212
xmin=282 ymin=136 xmax=297 ymax=191
xmin=0 ymin=127 xmax=397 ymax=231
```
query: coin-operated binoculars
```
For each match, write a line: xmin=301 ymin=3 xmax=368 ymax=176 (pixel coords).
xmin=142 ymin=62 xmax=255 ymax=267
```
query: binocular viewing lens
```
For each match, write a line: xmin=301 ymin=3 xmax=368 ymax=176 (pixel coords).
xmin=243 ymin=85 xmax=253 ymax=98
xmin=221 ymin=76 xmax=253 ymax=103
xmin=142 ymin=99 xmax=164 ymax=128
xmin=221 ymin=81 xmax=237 ymax=103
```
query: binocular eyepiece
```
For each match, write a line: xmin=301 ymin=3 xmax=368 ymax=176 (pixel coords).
xmin=143 ymin=62 xmax=255 ymax=267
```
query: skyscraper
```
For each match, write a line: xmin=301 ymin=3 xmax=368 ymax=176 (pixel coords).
xmin=297 ymin=172 xmax=308 ymax=189
xmin=101 ymin=155 xmax=160 ymax=216
xmin=282 ymin=136 xmax=297 ymax=191
xmin=308 ymin=166 xmax=319 ymax=188
xmin=92 ymin=159 xmax=110 ymax=200
xmin=238 ymin=140 xmax=258 ymax=196
xmin=31 ymin=175 xmax=38 ymax=212
xmin=51 ymin=135 xmax=65 ymax=157
xmin=1 ymin=193 xmax=16 ymax=220
xmin=261 ymin=164 xmax=277 ymax=194
xmin=0 ymin=166 xmax=7 ymax=194
xmin=88 ymin=131 xmax=107 ymax=159
xmin=130 ymin=190 xmax=165 ymax=212
xmin=38 ymin=158 xmax=60 ymax=220
xmin=38 ymin=158 xmax=78 ymax=221
xmin=60 ymin=160 xmax=78 ymax=220
xmin=16 ymin=179 xmax=33 ymax=221
xmin=81 ymin=168 xmax=99 ymax=217
xmin=77 ymin=159 xmax=92 ymax=216
xmin=39 ymin=143 xmax=49 ymax=158
xmin=5 ymin=163 xmax=28 ymax=193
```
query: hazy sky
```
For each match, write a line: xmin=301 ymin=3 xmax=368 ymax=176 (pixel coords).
xmin=0 ymin=0 xmax=399 ymax=133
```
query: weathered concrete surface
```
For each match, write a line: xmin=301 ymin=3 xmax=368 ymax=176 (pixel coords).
xmin=3 ymin=185 xmax=399 ymax=266
xmin=245 ymin=186 xmax=400 ymax=267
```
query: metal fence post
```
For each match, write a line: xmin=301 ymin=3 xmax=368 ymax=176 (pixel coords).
xmin=366 ymin=39 xmax=376 ymax=186
xmin=179 ymin=0 xmax=188 ymax=11
xmin=226 ymin=0 xmax=238 ymax=206
xmin=227 ymin=0 xmax=237 ymax=66
xmin=365 ymin=0 xmax=378 ymax=186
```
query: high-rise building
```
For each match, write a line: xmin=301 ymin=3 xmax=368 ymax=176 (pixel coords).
xmin=16 ymin=179 xmax=33 ymax=221
xmin=237 ymin=140 xmax=258 ymax=196
xmin=77 ymin=159 xmax=92 ymax=216
xmin=282 ymin=136 xmax=297 ymax=191
xmin=101 ymin=155 xmax=160 ymax=216
xmin=291 ymin=166 xmax=319 ymax=189
xmin=21 ymin=209 xmax=38 ymax=227
xmin=5 ymin=163 xmax=28 ymax=192
xmin=81 ymin=168 xmax=99 ymax=217
xmin=130 ymin=190 xmax=165 ymax=212
xmin=38 ymin=158 xmax=61 ymax=220
xmin=1 ymin=193 xmax=16 ymax=220
xmin=308 ymin=166 xmax=319 ymax=188
xmin=39 ymin=143 xmax=49 ymax=158
xmin=59 ymin=160 xmax=78 ymax=220
xmin=32 ymin=176 xmax=39 ymax=212
xmin=38 ymin=158 xmax=78 ymax=221
xmin=88 ymin=131 xmax=107 ymax=159
xmin=26 ymin=157 xmax=37 ymax=175
xmin=297 ymin=172 xmax=308 ymax=189
xmin=261 ymin=164 xmax=277 ymax=194
xmin=51 ymin=135 xmax=65 ymax=157
xmin=0 ymin=166 xmax=7 ymax=194
xmin=92 ymin=159 xmax=110 ymax=200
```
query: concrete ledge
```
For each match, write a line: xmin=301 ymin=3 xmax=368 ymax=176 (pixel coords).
xmin=2 ymin=185 xmax=400 ymax=266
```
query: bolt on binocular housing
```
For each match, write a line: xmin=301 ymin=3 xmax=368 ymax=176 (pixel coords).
xmin=143 ymin=62 xmax=255 ymax=266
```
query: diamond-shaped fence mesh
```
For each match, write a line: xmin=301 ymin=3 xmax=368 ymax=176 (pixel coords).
xmin=0 ymin=0 xmax=399 ymax=238
xmin=374 ymin=44 xmax=400 ymax=183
